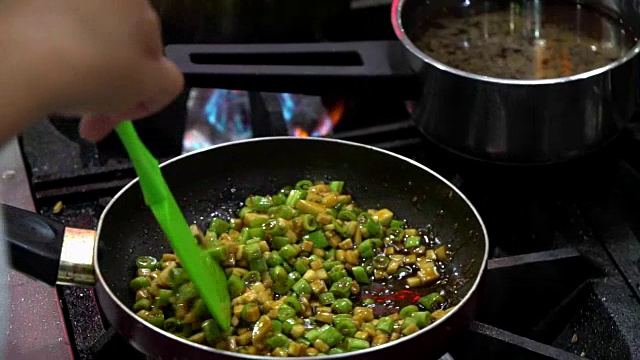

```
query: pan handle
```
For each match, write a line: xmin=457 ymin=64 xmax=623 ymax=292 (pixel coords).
xmin=2 ymin=203 xmax=65 ymax=286
xmin=165 ymin=41 xmax=421 ymax=98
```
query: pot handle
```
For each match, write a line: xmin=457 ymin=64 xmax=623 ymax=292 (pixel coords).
xmin=165 ymin=40 xmax=420 ymax=99
xmin=2 ymin=203 xmax=64 ymax=286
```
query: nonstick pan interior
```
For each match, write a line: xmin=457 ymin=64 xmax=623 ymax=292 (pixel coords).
xmin=97 ymin=137 xmax=486 ymax=316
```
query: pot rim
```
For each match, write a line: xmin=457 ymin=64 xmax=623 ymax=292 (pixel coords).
xmin=93 ymin=136 xmax=490 ymax=359
xmin=391 ymin=0 xmax=640 ymax=85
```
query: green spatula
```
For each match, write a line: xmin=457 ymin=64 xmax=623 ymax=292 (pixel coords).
xmin=115 ymin=120 xmax=231 ymax=332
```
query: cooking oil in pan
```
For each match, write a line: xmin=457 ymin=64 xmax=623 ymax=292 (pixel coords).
xmin=412 ymin=0 xmax=637 ymax=79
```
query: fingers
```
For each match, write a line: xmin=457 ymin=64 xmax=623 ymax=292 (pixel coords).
xmin=79 ymin=57 xmax=184 ymax=142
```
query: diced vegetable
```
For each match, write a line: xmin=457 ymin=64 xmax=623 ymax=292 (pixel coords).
xmin=127 ymin=179 xmax=454 ymax=356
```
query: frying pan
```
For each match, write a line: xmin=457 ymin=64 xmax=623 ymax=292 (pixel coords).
xmin=4 ymin=137 xmax=488 ymax=359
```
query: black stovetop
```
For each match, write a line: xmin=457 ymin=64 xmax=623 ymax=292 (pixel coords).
xmin=17 ymin=1 xmax=640 ymax=358
xmin=21 ymin=107 xmax=640 ymax=359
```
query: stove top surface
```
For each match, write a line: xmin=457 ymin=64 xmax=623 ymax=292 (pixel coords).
xmin=21 ymin=113 xmax=640 ymax=359
xmin=12 ymin=1 xmax=640 ymax=358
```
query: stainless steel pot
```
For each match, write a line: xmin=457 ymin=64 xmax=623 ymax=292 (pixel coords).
xmin=165 ymin=0 xmax=640 ymax=164
xmin=391 ymin=0 xmax=640 ymax=164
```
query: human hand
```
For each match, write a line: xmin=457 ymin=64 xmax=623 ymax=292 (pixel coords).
xmin=0 ymin=0 xmax=184 ymax=142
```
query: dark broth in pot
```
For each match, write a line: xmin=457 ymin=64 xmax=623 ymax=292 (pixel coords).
xmin=412 ymin=0 xmax=637 ymax=79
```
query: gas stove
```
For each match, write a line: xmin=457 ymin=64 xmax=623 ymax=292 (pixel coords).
xmin=5 ymin=1 xmax=640 ymax=359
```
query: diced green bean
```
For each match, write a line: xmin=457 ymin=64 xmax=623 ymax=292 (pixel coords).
xmin=332 ymin=298 xmax=353 ymax=314
xmin=240 ymin=227 xmax=250 ymax=242
xmin=265 ymin=333 xmax=292 ymax=349
xmin=271 ymin=266 xmax=288 ymax=284
xmin=361 ymin=298 xmax=375 ymax=306
xmin=294 ymin=258 xmax=309 ymax=274
xmin=386 ymin=227 xmax=405 ymax=240
xmin=246 ymin=196 xmax=273 ymax=212
xmin=390 ymin=219 xmax=405 ymax=228
xmin=329 ymin=181 xmax=344 ymax=193
xmin=318 ymin=325 xmax=344 ymax=347
xmin=373 ymin=255 xmax=390 ymax=269
xmin=242 ymin=270 xmax=261 ymax=284
xmin=156 ymin=289 xmax=173 ymax=307
xmin=169 ymin=268 xmax=189 ymax=288
xmin=329 ymin=267 xmax=348 ymax=283
xmin=288 ymin=271 xmax=301 ymax=283
xmin=404 ymin=236 xmax=422 ymax=249
xmin=328 ymin=347 xmax=346 ymax=355
xmin=332 ymin=219 xmax=348 ymax=237
xmin=351 ymin=266 xmax=370 ymax=284
xmin=227 ymin=275 xmax=245 ymax=298
xmin=303 ymin=230 xmax=329 ymax=249
xmin=133 ymin=298 xmax=151 ymax=311
xmin=286 ymin=296 xmax=302 ymax=313
xmin=302 ymin=214 xmax=318 ymax=232
xmin=282 ymin=262 xmax=293 ymax=273
xmin=334 ymin=317 xmax=357 ymax=337
xmin=329 ymin=277 xmax=353 ymax=298
xmin=282 ymin=318 xmax=297 ymax=334
xmin=129 ymin=276 xmax=150 ymax=291
xmin=249 ymin=258 xmax=268 ymax=273
xmin=272 ymin=193 xmax=287 ymax=206
xmin=399 ymin=305 xmax=419 ymax=318
xmin=318 ymin=292 xmax=335 ymax=305
xmin=322 ymin=260 xmax=341 ymax=271
xmin=295 ymin=180 xmax=313 ymax=190
xmin=410 ymin=311 xmax=432 ymax=328
xmin=192 ymin=298 xmax=209 ymax=318
xmin=337 ymin=209 xmax=356 ymax=221
xmin=137 ymin=310 xmax=165 ymax=328
xmin=286 ymin=189 xmax=304 ymax=207
xmin=357 ymin=240 xmax=374 ymax=259
xmin=207 ymin=244 xmax=228 ymax=263
xmin=135 ymin=256 xmax=158 ymax=270
xmin=304 ymin=328 xmax=322 ymax=343
xmin=268 ymin=205 xmax=296 ymax=220
xmin=346 ymin=337 xmax=370 ymax=351
xmin=271 ymin=319 xmax=283 ymax=333
xmin=164 ymin=317 xmax=181 ymax=332
xmin=370 ymin=238 xmax=383 ymax=248
xmin=249 ymin=216 xmax=268 ymax=228
xmin=245 ymin=243 xmax=262 ymax=261
xmin=272 ymin=236 xmax=290 ymax=250
xmin=265 ymin=219 xmax=288 ymax=236
xmin=279 ymin=244 xmax=300 ymax=260
xmin=202 ymin=319 xmax=222 ymax=344
xmin=177 ymin=282 xmax=198 ymax=303
xmin=266 ymin=252 xmax=284 ymax=267
xmin=376 ymin=316 xmax=394 ymax=334
xmin=208 ymin=217 xmax=230 ymax=235
xmin=292 ymin=279 xmax=311 ymax=296
xmin=297 ymin=337 xmax=312 ymax=346
xmin=249 ymin=227 xmax=265 ymax=239
xmin=401 ymin=317 xmax=418 ymax=330
xmin=325 ymin=248 xmax=336 ymax=260
xmin=239 ymin=207 xmax=253 ymax=219
xmin=418 ymin=292 xmax=446 ymax=311
xmin=277 ymin=304 xmax=297 ymax=321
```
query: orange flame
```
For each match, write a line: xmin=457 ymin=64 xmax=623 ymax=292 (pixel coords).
xmin=292 ymin=99 xmax=345 ymax=138
xmin=294 ymin=128 xmax=309 ymax=137
xmin=328 ymin=100 xmax=345 ymax=125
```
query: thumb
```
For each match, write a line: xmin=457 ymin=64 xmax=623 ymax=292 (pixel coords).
xmin=79 ymin=58 xmax=184 ymax=142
